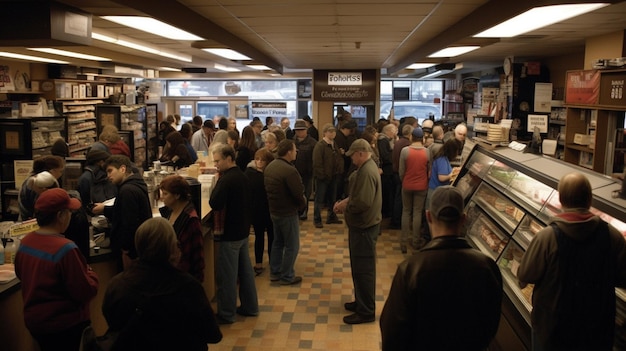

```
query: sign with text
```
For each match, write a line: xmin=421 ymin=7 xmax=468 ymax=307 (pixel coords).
xmin=599 ymin=71 xmax=626 ymax=107
xmin=527 ymin=114 xmax=548 ymax=133
xmin=251 ymin=102 xmax=287 ymax=119
xmin=565 ymin=70 xmax=599 ymax=105
xmin=313 ymin=69 xmax=377 ymax=101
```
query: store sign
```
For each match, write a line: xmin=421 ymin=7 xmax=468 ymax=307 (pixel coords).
xmin=599 ymin=71 xmax=626 ymax=107
xmin=313 ymin=69 xmax=377 ymax=101
xmin=527 ymin=114 xmax=548 ymax=133
xmin=565 ymin=70 xmax=599 ymax=105
xmin=251 ymin=102 xmax=287 ymax=119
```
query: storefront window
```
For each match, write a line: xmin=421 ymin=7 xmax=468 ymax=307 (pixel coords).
xmin=380 ymin=80 xmax=443 ymax=123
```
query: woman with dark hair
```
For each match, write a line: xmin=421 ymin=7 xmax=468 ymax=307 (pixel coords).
xmin=179 ymin=123 xmax=198 ymax=163
xmin=159 ymin=175 xmax=205 ymax=282
xmin=160 ymin=131 xmax=193 ymax=169
xmin=158 ymin=121 xmax=176 ymax=157
xmin=236 ymin=126 xmax=258 ymax=171
xmin=102 ymin=217 xmax=222 ymax=350
xmin=51 ymin=137 xmax=70 ymax=158
xmin=427 ymin=138 xmax=462 ymax=207
xmin=244 ymin=148 xmax=275 ymax=275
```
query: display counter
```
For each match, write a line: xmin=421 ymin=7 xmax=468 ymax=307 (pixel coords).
xmin=455 ymin=144 xmax=626 ymax=350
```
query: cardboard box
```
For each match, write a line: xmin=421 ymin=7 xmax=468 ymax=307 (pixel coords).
xmin=573 ymin=133 xmax=591 ymax=145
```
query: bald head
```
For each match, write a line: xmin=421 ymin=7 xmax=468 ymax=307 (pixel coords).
xmin=558 ymin=172 xmax=592 ymax=209
xmin=454 ymin=124 xmax=467 ymax=142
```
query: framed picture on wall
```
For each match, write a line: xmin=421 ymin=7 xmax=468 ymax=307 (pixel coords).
xmin=1 ymin=122 xmax=26 ymax=156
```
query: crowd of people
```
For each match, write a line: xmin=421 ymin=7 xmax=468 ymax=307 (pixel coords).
xmin=11 ymin=110 xmax=626 ymax=350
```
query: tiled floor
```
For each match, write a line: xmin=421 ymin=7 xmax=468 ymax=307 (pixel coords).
xmin=210 ymin=204 xmax=409 ymax=351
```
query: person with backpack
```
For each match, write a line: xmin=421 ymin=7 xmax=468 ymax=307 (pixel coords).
xmin=518 ymin=172 xmax=626 ymax=351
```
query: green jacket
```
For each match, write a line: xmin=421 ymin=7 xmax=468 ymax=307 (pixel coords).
xmin=345 ymin=157 xmax=382 ymax=229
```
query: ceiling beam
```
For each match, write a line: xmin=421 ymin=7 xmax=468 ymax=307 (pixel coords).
xmin=108 ymin=0 xmax=283 ymax=74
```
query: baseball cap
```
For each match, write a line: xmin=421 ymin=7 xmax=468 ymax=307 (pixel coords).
xmin=293 ymin=119 xmax=307 ymax=130
xmin=412 ymin=127 xmax=424 ymax=138
xmin=322 ymin=123 xmax=336 ymax=134
xmin=35 ymin=188 xmax=81 ymax=213
xmin=345 ymin=138 xmax=373 ymax=156
xmin=429 ymin=186 xmax=464 ymax=222
xmin=32 ymin=171 xmax=59 ymax=189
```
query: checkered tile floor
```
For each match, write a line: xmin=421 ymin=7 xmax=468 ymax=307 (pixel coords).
xmin=210 ymin=203 xmax=410 ymax=351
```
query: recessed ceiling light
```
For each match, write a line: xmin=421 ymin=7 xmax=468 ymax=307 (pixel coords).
xmin=428 ymin=46 xmax=480 ymax=58
xmin=101 ymin=16 xmax=204 ymax=41
xmin=203 ymin=48 xmax=251 ymax=61
xmin=0 ymin=51 xmax=69 ymax=64
xmin=406 ymin=63 xmax=436 ymax=70
xmin=213 ymin=63 xmax=241 ymax=72
xmin=27 ymin=48 xmax=111 ymax=61
xmin=474 ymin=3 xmax=609 ymax=38
xmin=247 ymin=64 xmax=271 ymax=70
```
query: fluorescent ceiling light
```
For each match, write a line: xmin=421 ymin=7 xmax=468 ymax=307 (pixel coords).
xmin=101 ymin=16 xmax=203 ymax=41
xmin=429 ymin=46 xmax=479 ymax=58
xmin=158 ymin=67 xmax=182 ymax=72
xmin=0 ymin=51 xmax=69 ymax=64
xmin=213 ymin=63 xmax=241 ymax=72
xmin=203 ymin=48 xmax=251 ymax=60
xmin=406 ymin=63 xmax=436 ymax=70
xmin=27 ymin=48 xmax=111 ymax=61
xmin=92 ymin=30 xmax=192 ymax=62
xmin=247 ymin=64 xmax=271 ymax=70
xmin=474 ymin=3 xmax=609 ymax=38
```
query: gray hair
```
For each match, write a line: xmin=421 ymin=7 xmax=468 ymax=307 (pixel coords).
xmin=135 ymin=217 xmax=179 ymax=265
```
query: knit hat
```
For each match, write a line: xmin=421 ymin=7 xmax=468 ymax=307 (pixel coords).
xmin=86 ymin=149 xmax=111 ymax=165
xmin=35 ymin=188 xmax=81 ymax=213
xmin=429 ymin=186 xmax=464 ymax=222
xmin=412 ymin=127 xmax=424 ymax=138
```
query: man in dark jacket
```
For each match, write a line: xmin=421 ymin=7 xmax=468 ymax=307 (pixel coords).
xmin=93 ymin=155 xmax=152 ymax=271
xmin=76 ymin=149 xmax=117 ymax=214
xmin=380 ymin=186 xmax=502 ymax=350
xmin=293 ymin=119 xmax=317 ymax=220
xmin=209 ymin=144 xmax=259 ymax=324
xmin=264 ymin=139 xmax=306 ymax=285
xmin=312 ymin=123 xmax=343 ymax=228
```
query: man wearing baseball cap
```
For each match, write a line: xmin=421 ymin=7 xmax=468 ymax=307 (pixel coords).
xmin=15 ymin=188 xmax=99 ymax=351
xmin=334 ymin=138 xmax=382 ymax=324
xmin=380 ymin=186 xmax=502 ymax=350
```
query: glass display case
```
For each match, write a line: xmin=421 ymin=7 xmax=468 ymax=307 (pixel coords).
xmin=454 ymin=144 xmax=626 ymax=349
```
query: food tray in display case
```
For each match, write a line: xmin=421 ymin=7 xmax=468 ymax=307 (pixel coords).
xmin=538 ymin=191 xmax=562 ymax=223
xmin=465 ymin=202 xmax=509 ymax=260
xmin=497 ymin=240 xmax=534 ymax=324
xmin=507 ymin=172 xmax=556 ymax=214
xmin=512 ymin=216 xmax=545 ymax=249
xmin=485 ymin=160 xmax=516 ymax=190
xmin=455 ymin=151 xmax=495 ymax=201
xmin=472 ymin=183 xmax=525 ymax=234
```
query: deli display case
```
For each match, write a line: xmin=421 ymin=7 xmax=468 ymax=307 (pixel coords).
xmin=454 ymin=145 xmax=626 ymax=351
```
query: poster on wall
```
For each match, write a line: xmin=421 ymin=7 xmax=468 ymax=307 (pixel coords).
xmin=250 ymin=102 xmax=287 ymax=120
xmin=0 ymin=65 xmax=15 ymax=92
xmin=297 ymin=79 xmax=312 ymax=99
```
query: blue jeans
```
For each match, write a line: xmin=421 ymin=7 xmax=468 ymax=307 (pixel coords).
xmin=349 ymin=223 xmax=380 ymax=316
xmin=401 ymin=189 xmax=428 ymax=246
xmin=270 ymin=215 xmax=300 ymax=282
xmin=314 ymin=177 xmax=338 ymax=223
xmin=216 ymin=237 xmax=259 ymax=322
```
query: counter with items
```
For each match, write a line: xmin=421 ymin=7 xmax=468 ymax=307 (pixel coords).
xmin=454 ymin=145 xmax=626 ymax=350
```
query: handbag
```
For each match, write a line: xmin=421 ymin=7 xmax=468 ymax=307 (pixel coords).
xmin=201 ymin=209 xmax=225 ymax=240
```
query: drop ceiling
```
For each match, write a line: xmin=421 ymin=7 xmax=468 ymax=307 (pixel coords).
xmin=3 ymin=0 xmax=626 ymax=78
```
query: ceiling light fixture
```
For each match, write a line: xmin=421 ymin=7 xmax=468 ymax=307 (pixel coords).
xmin=474 ymin=3 xmax=609 ymax=38
xmin=406 ymin=63 xmax=436 ymax=70
xmin=158 ymin=67 xmax=182 ymax=72
xmin=213 ymin=63 xmax=241 ymax=72
xmin=247 ymin=64 xmax=272 ymax=70
xmin=92 ymin=29 xmax=192 ymax=62
xmin=28 ymin=48 xmax=112 ymax=61
xmin=428 ymin=46 xmax=480 ymax=58
xmin=0 ymin=51 xmax=69 ymax=64
xmin=416 ymin=63 xmax=461 ymax=79
xmin=101 ymin=16 xmax=204 ymax=41
xmin=203 ymin=48 xmax=251 ymax=61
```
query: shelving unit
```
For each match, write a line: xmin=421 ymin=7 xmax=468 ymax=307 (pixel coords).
xmin=548 ymin=101 xmax=566 ymax=159
xmin=442 ymin=90 xmax=464 ymax=119
xmin=64 ymin=100 xmax=103 ymax=157
xmin=95 ymin=104 xmax=148 ymax=169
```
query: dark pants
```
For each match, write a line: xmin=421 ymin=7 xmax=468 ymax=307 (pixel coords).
xmin=348 ymin=223 xmax=380 ymax=316
xmin=314 ymin=177 xmax=338 ymax=223
xmin=253 ymin=220 xmax=274 ymax=264
xmin=381 ymin=173 xmax=394 ymax=218
xmin=32 ymin=320 xmax=90 ymax=351
xmin=391 ymin=173 xmax=402 ymax=227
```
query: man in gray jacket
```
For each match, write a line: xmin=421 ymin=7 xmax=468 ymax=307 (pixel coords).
xmin=264 ymin=139 xmax=306 ymax=285
xmin=334 ymin=139 xmax=382 ymax=324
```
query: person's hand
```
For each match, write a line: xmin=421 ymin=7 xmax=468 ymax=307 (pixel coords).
xmin=333 ymin=198 xmax=348 ymax=214
xmin=91 ymin=203 xmax=104 ymax=215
